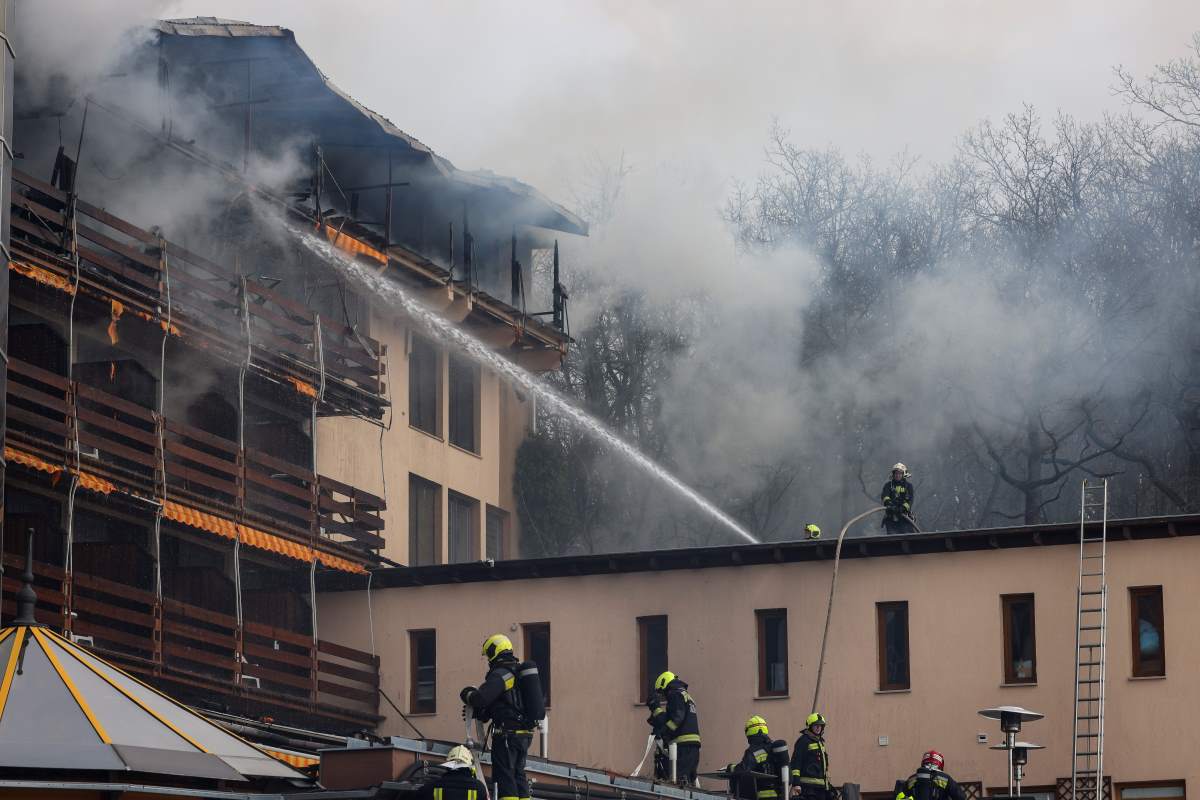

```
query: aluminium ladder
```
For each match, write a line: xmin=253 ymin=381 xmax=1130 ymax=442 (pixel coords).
xmin=1071 ymin=479 xmax=1108 ymax=800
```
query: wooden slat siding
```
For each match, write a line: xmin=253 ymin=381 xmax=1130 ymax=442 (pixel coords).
xmin=74 ymin=407 xmax=159 ymax=447
xmin=322 ymin=509 xmax=384 ymax=532
xmin=78 ymin=246 xmax=163 ymax=293
xmin=318 ymin=680 xmax=376 ymax=705
xmin=72 ymin=619 xmax=157 ymax=654
xmin=10 ymin=358 xmax=71 ymax=390
xmin=244 ymin=469 xmax=314 ymax=504
xmin=74 ymin=383 xmax=157 ymax=422
xmin=320 ymin=523 xmax=385 ymax=551
xmin=244 ymin=663 xmax=314 ymax=693
xmin=245 ymin=447 xmax=315 ymax=483
xmin=162 ymin=240 xmax=231 ymax=283
xmin=0 ymin=601 xmax=61 ymax=627
xmin=245 ymin=297 xmax=313 ymax=339
xmin=242 ymin=642 xmax=313 ymax=670
xmin=12 ymin=215 xmax=56 ymax=242
xmin=163 ymin=438 xmax=239 ymax=475
xmin=0 ymin=553 xmax=66 ymax=580
xmin=73 ymin=595 xmax=157 ymax=629
xmin=77 ymin=430 xmax=159 ymax=469
xmin=165 ymin=418 xmax=240 ymax=453
xmin=163 ymin=641 xmax=236 ymax=672
xmin=318 ymin=494 xmax=357 ymax=518
xmin=318 ymin=659 xmax=379 ymax=687
xmin=77 ymin=223 xmax=160 ymax=270
xmin=14 ymin=195 xmax=68 ymax=228
xmin=13 ymin=169 xmax=68 ymax=202
xmin=76 ymin=200 xmax=157 ymax=244
xmin=7 ymin=405 xmax=70 ymax=436
xmin=163 ymin=460 xmax=239 ymax=496
xmin=162 ymin=597 xmax=238 ymax=629
xmin=243 ymin=489 xmax=312 ymax=523
xmin=242 ymin=621 xmax=312 ymax=649
xmin=163 ymin=619 xmax=237 ymax=650
xmin=242 ymin=279 xmax=314 ymax=324
xmin=1 ymin=577 xmax=67 ymax=605
xmin=164 ymin=265 xmax=239 ymax=306
xmin=247 ymin=323 xmax=315 ymax=363
xmin=317 ymin=639 xmax=379 ymax=666
xmin=71 ymin=571 xmax=156 ymax=605
xmin=7 ymin=380 xmax=69 ymax=412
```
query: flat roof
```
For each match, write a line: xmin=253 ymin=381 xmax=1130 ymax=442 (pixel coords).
xmin=320 ymin=512 xmax=1200 ymax=591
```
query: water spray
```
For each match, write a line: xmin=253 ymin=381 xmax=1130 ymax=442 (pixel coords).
xmin=299 ymin=235 xmax=759 ymax=546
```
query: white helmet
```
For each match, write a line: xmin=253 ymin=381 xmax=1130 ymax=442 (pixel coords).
xmin=891 ymin=462 xmax=909 ymax=478
xmin=443 ymin=745 xmax=475 ymax=768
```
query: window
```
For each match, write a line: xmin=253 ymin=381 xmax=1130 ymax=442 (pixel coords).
xmin=486 ymin=506 xmax=508 ymax=561
xmin=876 ymin=601 xmax=910 ymax=691
xmin=447 ymin=491 xmax=479 ymax=564
xmin=1129 ymin=586 xmax=1166 ymax=677
xmin=637 ymin=615 xmax=668 ymax=702
xmin=523 ymin=622 xmax=552 ymax=707
xmin=409 ymin=629 xmax=436 ymax=714
xmin=448 ymin=353 xmax=480 ymax=453
xmin=409 ymin=475 xmax=440 ymax=566
xmin=756 ymin=609 xmax=788 ymax=696
xmin=1001 ymin=594 xmax=1037 ymax=684
xmin=1117 ymin=783 xmax=1185 ymax=800
xmin=409 ymin=334 xmax=441 ymax=436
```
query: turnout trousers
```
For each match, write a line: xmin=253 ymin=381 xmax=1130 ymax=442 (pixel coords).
xmin=491 ymin=731 xmax=533 ymax=800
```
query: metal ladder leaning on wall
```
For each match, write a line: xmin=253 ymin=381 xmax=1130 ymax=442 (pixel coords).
xmin=1071 ymin=479 xmax=1109 ymax=800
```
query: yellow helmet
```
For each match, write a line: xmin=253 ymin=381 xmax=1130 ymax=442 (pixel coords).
xmin=654 ymin=670 xmax=676 ymax=691
xmin=806 ymin=712 xmax=827 ymax=728
xmin=745 ymin=715 xmax=768 ymax=737
xmin=804 ymin=524 xmax=821 ymax=540
xmin=482 ymin=633 xmax=513 ymax=661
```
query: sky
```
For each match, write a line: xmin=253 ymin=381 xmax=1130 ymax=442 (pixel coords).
xmin=162 ymin=0 xmax=1200 ymax=200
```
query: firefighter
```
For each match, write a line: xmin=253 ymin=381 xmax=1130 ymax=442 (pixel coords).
xmin=881 ymin=463 xmax=915 ymax=534
xmin=727 ymin=715 xmax=790 ymax=800
xmin=804 ymin=524 xmax=822 ymax=540
xmin=790 ymin=713 xmax=831 ymax=800
xmin=460 ymin=634 xmax=537 ymax=800
xmin=650 ymin=670 xmax=701 ymax=786
xmin=417 ymin=746 xmax=488 ymax=800
xmin=895 ymin=751 xmax=965 ymax=800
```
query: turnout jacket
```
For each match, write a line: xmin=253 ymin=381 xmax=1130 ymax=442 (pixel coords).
xmin=465 ymin=653 xmax=528 ymax=731
xmin=789 ymin=731 xmax=829 ymax=790
xmin=730 ymin=733 xmax=790 ymax=800
xmin=651 ymin=679 xmax=701 ymax=746
xmin=881 ymin=479 xmax=914 ymax=520
xmin=418 ymin=766 xmax=488 ymax=800
xmin=896 ymin=768 xmax=965 ymax=800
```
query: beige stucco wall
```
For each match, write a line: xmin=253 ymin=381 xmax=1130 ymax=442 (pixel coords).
xmin=316 ymin=311 xmax=531 ymax=564
xmin=318 ymin=535 xmax=1196 ymax=793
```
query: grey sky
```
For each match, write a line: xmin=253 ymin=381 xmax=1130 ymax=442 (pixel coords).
xmin=164 ymin=0 xmax=1200 ymax=199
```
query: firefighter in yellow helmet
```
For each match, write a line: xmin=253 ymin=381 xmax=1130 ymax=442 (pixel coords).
xmin=460 ymin=634 xmax=544 ymax=800
xmin=881 ymin=463 xmax=915 ymax=534
xmin=789 ymin=713 xmax=831 ymax=800
xmin=727 ymin=716 xmax=791 ymax=800
xmin=649 ymin=670 xmax=701 ymax=785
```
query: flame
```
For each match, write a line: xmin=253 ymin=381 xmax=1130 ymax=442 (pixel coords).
xmin=107 ymin=300 xmax=125 ymax=345
xmin=287 ymin=376 xmax=318 ymax=398
xmin=9 ymin=260 xmax=75 ymax=294
xmin=109 ymin=361 xmax=116 ymax=382
xmin=320 ymin=223 xmax=387 ymax=265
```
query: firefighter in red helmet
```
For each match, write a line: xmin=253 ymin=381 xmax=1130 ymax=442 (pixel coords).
xmin=895 ymin=751 xmax=965 ymax=800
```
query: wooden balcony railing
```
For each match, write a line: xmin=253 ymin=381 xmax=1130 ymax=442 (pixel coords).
xmin=0 ymin=552 xmax=380 ymax=727
xmin=6 ymin=355 xmax=385 ymax=562
xmin=9 ymin=169 xmax=387 ymax=418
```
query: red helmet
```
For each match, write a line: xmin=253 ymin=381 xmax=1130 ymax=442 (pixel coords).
xmin=921 ymin=750 xmax=944 ymax=770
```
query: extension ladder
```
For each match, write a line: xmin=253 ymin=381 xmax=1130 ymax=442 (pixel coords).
xmin=1071 ymin=479 xmax=1108 ymax=800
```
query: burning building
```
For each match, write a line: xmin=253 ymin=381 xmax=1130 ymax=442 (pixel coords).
xmin=1 ymin=15 xmax=583 ymax=737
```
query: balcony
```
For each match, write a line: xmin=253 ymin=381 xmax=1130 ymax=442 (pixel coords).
xmin=0 ymin=552 xmax=380 ymax=731
xmin=9 ymin=169 xmax=388 ymax=420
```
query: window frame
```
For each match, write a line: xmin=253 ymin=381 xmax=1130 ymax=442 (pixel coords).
xmin=1001 ymin=593 xmax=1038 ymax=685
xmin=876 ymin=601 xmax=910 ymax=691
xmin=637 ymin=615 xmax=669 ymax=703
xmin=522 ymin=622 xmax=552 ymax=708
xmin=1116 ymin=781 xmax=1186 ymax=800
xmin=1129 ymin=585 xmax=1166 ymax=678
xmin=408 ymin=474 xmax=442 ymax=566
xmin=755 ymin=608 xmax=789 ymax=697
xmin=446 ymin=490 xmax=480 ymax=564
xmin=486 ymin=506 xmax=509 ymax=561
xmin=448 ymin=351 xmax=481 ymax=454
xmin=408 ymin=628 xmax=437 ymax=714
xmin=408 ymin=332 xmax=442 ymax=437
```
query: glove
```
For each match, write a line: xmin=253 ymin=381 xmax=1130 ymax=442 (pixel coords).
xmin=460 ymin=686 xmax=477 ymax=705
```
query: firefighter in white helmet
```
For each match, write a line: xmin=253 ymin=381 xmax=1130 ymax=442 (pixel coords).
xmin=881 ymin=463 xmax=915 ymax=534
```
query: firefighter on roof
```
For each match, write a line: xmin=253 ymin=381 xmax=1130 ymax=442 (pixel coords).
xmin=727 ymin=715 xmax=790 ymax=800
xmin=881 ymin=463 xmax=916 ymax=534
xmin=790 ymin=713 xmax=831 ymax=800
xmin=649 ymin=670 xmax=701 ymax=786
xmin=461 ymin=634 xmax=545 ymax=800
xmin=895 ymin=751 xmax=965 ymax=800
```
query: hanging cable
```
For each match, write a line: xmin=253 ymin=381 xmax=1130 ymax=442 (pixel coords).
xmin=153 ymin=235 xmax=172 ymax=602
xmin=366 ymin=568 xmax=375 ymax=658
xmin=309 ymin=558 xmax=318 ymax=644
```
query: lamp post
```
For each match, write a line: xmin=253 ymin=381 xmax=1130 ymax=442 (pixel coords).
xmin=979 ymin=706 xmax=1044 ymax=796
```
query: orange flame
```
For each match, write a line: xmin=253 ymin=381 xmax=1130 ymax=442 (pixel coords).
xmin=9 ymin=260 xmax=75 ymax=294
xmin=320 ymin=223 xmax=387 ymax=265
xmin=107 ymin=300 xmax=125 ymax=345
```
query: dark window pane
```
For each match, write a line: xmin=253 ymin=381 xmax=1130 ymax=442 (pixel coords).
xmin=410 ymin=629 xmax=436 ymax=714
xmin=448 ymin=493 xmax=476 ymax=564
xmin=1002 ymin=594 xmax=1037 ymax=684
xmin=524 ymin=623 xmax=551 ymax=707
xmin=448 ymin=354 xmax=479 ymax=452
xmin=486 ymin=508 xmax=506 ymax=561
xmin=877 ymin=602 xmax=909 ymax=690
xmin=409 ymin=335 xmax=440 ymax=435
xmin=638 ymin=616 xmax=668 ymax=702
xmin=1131 ymin=586 xmax=1165 ymax=677
xmin=409 ymin=476 xmax=439 ymax=566
xmin=756 ymin=609 xmax=788 ymax=695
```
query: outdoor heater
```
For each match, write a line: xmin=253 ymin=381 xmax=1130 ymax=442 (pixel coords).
xmin=978 ymin=706 xmax=1044 ymax=797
